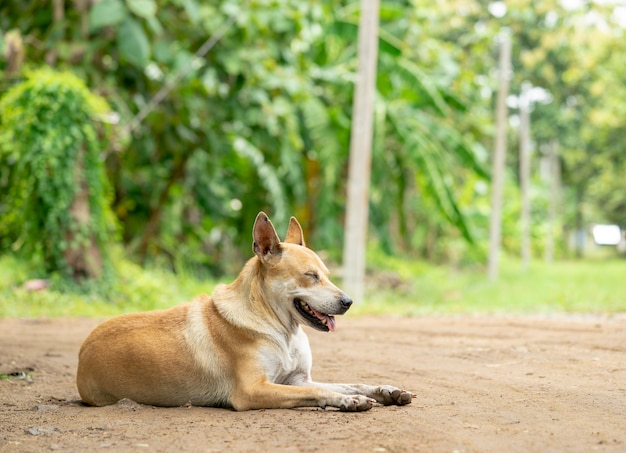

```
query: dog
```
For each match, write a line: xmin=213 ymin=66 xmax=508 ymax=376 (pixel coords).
xmin=77 ymin=212 xmax=413 ymax=411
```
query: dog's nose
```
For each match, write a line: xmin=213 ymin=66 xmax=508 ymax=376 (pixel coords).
xmin=340 ymin=295 xmax=353 ymax=309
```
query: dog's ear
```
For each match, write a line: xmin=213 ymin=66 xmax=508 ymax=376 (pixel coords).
xmin=284 ymin=216 xmax=305 ymax=247
xmin=253 ymin=212 xmax=281 ymax=260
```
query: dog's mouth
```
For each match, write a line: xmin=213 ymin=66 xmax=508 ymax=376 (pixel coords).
xmin=294 ymin=298 xmax=336 ymax=332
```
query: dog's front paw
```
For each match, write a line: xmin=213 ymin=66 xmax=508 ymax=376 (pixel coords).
xmin=339 ymin=395 xmax=375 ymax=412
xmin=377 ymin=386 xmax=414 ymax=406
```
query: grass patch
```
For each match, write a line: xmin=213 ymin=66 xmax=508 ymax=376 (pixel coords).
xmin=1 ymin=250 xmax=625 ymax=318
xmin=0 ymin=370 xmax=33 ymax=381
xmin=0 ymin=252 xmax=219 ymax=318
xmin=357 ymin=251 xmax=626 ymax=315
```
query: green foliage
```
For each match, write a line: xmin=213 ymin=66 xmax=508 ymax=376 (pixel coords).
xmin=420 ymin=0 xmax=626 ymax=254
xmin=1 ymin=0 xmax=497 ymax=270
xmin=301 ymin=2 xmax=491 ymax=256
xmin=1 ymin=0 xmax=623 ymax=274
xmin=118 ymin=18 xmax=151 ymax=67
xmin=0 ymin=68 xmax=115 ymax=277
xmin=89 ymin=0 xmax=127 ymax=30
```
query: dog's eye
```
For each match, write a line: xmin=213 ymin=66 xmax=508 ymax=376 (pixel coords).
xmin=305 ymin=272 xmax=320 ymax=282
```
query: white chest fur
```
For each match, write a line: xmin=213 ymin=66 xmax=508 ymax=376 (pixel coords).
xmin=258 ymin=327 xmax=314 ymax=385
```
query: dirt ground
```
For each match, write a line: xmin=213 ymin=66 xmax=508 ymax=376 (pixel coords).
xmin=1 ymin=314 xmax=625 ymax=453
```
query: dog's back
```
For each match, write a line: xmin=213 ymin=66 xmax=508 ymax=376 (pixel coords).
xmin=77 ymin=297 xmax=236 ymax=407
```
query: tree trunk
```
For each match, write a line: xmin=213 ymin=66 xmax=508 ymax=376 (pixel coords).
xmin=45 ymin=0 xmax=65 ymax=66
xmin=519 ymin=82 xmax=531 ymax=269
xmin=64 ymin=147 xmax=103 ymax=279
xmin=4 ymin=31 xmax=24 ymax=77
xmin=574 ymin=184 xmax=585 ymax=258
xmin=544 ymin=139 xmax=560 ymax=262
xmin=487 ymin=30 xmax=512 ymax=280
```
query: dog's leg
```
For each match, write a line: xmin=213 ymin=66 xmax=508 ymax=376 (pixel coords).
xmin=230 ymin=381 xmax=376 ymax=411
xmin=295 ymin=381 xmax=414 ymax=406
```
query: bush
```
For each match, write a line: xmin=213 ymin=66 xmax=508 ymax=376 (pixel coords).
xmin=0 ymin=68 xmax=116 ymax=279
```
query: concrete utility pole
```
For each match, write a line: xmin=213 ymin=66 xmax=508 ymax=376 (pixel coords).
xmin=519 ymin=82 xmax=532 ymax=269
xmin=487 ymin=30 xmax=512 ymax=281
xmin=342 ymin=0 xmax=380 ymax=303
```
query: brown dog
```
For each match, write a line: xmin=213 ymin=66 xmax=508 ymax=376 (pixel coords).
xmin=77 ymin=212 xmax=413 ymax=411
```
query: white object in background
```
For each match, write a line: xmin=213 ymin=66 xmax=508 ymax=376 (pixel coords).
xmin=591 ymin=224 xmax=622 ymax=246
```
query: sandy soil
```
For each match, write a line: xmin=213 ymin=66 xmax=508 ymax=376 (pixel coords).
xmin=1 ymin=314 xmax=625 ymax=452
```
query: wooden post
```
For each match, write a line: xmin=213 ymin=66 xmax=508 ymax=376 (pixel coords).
xmin=342 ymin=0 xmax=380 ymax=303
xmin=519 ymin=82 xmax=531 ymax=269
xmin=487 ymin=30 xmax=511 ymax=280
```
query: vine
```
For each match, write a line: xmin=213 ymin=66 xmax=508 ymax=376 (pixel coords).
xmin=0 ymin=68 xmax=115 ymax=279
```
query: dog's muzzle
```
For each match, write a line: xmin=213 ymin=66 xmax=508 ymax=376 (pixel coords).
xmin=294 ymin=296 xmax=353 ymax=332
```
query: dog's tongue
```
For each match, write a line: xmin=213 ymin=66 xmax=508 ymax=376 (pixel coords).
xmin=326 ymin=315 xmax=336 ymax=332
xmin=311 ymin=308 xmax=336 ymax=332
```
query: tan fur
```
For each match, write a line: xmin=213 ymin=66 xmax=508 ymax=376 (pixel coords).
xmin=77 ymin=212 xmax=413 ymax=411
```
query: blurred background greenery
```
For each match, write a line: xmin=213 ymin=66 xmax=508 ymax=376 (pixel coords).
xmin=0 ymin=0 xmax=624 ymax=316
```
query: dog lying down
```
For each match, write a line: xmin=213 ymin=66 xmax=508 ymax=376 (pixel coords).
xmin=77 ymin=212 xmax=413 ymax=411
